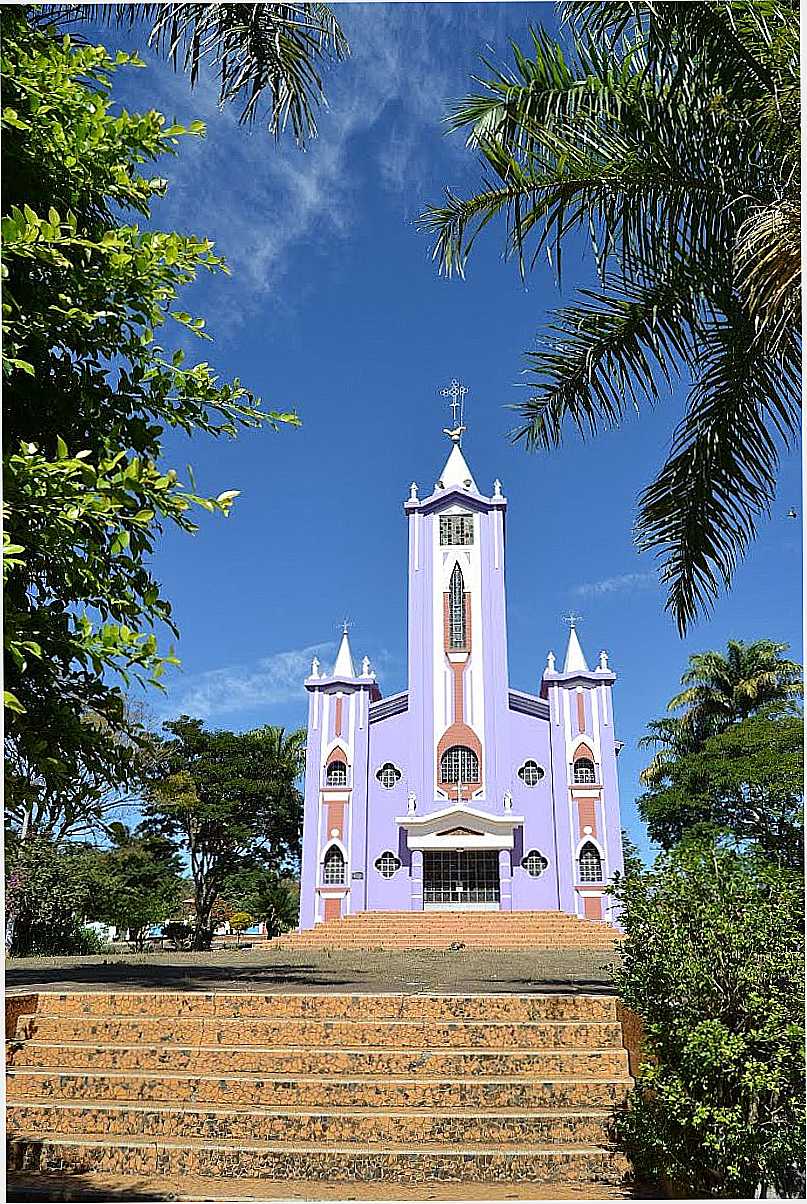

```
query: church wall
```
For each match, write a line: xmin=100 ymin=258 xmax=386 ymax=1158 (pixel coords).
xmin=406 ymin=508 xmax=435 ymax=817
xmin=504 ymin=709 xmax=561 ymax=910
xmin=364 ymin=710 xmax=413 ymax=911
xmin=299 ymin=688 xmax=325 ymax=930
xmin=477 ymin=505 xmax=511 ymax=811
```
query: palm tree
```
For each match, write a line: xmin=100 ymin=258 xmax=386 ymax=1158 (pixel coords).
xmin=638 ymin=717 xmax=698 ymax=788
xmin=670 ymin=638 xmax=802 ymax=734
xmin=40 ymin=3 xmax=349 ymax=147
xmin=640 ymin=638 xmax=802 ymax=784
xmin=419 ymin=1 xmax=800 ymax=634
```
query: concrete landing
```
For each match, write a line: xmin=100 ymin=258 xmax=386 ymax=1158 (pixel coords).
xmin=6 ymin=945 xmax=619 ymax=996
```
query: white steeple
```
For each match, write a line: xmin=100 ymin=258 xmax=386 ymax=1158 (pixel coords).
xmin=563 ymin=620 xmax=589 ymax=673
xmin=333 ymin=623 xmax=356 ymax=677
xmin=437 ymin=442 xmax=477 ymax=492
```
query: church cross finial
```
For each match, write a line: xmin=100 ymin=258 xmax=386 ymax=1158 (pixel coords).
xmin=563 ymin=611 xmax=583 ymax=629
xmin=440 ymin=378 xmax=468 ymax=444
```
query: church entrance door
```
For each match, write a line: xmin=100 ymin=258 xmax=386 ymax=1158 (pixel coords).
xmin=422 ymin=850 xmax=500 ymax=910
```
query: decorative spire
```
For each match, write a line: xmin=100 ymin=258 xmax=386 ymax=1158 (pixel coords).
xmin=440 ymin=378 xmax=468 ymax=445
xmin=333 ymin=621 xmax=356 ymax=677
xmin=562 ymin=612 xmax=589 ymax=673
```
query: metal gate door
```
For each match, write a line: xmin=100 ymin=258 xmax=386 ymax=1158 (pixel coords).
xmin=422 ymin=850 xmax=500 ymax=908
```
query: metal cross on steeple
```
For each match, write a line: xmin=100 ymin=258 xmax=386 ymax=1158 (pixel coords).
xmin=440 ymin=378 xmax=468 ymax=425
xmin=562 ymin=611 xmax=583 ymax=628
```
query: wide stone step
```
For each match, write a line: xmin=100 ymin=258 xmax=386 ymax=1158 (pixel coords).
xmin=8 ymin=1100 xmax=616 ymax=1146
xmin=16 ymin=1014 xmax=623 ymax=1049
xmin=279 ymin=939 xmax=618 ymax=949
xmin=20 ymin=991 xmax=616 ymax=1022
xmin=7 ymin=1134 xmax=630 ymax=1185
xmin=6 ymin=1042 xmax=631 ymax=1078
xmin=6 ymin=1069 xmax=631 ymax=1111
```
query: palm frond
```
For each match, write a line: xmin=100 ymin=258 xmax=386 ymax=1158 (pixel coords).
xmin=43 ymin=4 xmax=348 ymax=146
xmin=735 ymin=198 xmax=801 ymax=352
xmin=512 ymin=275 xmax=699 ymax=449
xmin=636 ymin=315 xmax=800 ymax=632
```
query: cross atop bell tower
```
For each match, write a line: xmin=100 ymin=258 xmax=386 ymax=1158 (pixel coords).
xmin=440 ymin=377 xmax=468 ymax=445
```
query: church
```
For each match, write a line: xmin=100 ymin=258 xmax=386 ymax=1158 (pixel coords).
xmin=299 ymin=387 xmax=625 ymax=928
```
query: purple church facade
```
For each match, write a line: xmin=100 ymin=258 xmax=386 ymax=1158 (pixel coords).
xmin=299 ymin=433 xmax=625 ymax=928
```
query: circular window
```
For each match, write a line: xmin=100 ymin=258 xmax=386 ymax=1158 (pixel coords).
xmin=518 ymin=760 xmax=545 ymax=787
xmin=375 ymin=851 xmax=402 ymax=878
xmin=522 ymin=849 xmax=549 ymax=878
xmin=376 ymin=762 xmax=402 ymax=789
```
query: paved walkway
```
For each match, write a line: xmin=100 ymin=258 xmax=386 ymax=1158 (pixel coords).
xmin=6 ymin=945 xmax=619 ymax=995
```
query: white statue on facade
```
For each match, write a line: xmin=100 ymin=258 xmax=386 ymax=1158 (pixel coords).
xmin=546 ymin=650 xmax=556 ymax=672
xmin=503 ymin=790 xmax=513 ymax=812
xmin=407 ymin=791 xmax=417 ymax=814
xmin=310 ymin=656 xmax=320 ymax=678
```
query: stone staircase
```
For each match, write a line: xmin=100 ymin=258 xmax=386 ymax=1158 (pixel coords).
xmin=272 ymin=909 xmax=621 ymax=950
xmin=6 ymin=990 xmax=631 ymax=1190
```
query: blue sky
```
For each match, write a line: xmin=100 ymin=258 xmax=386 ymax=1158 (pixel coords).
xmin=96 ymin=3 xmax=802 ymax=862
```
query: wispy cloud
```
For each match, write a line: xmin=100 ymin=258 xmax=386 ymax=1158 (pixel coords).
xmin=158 ymin=640 xmax=398 ymax=721
xmin=108 ymin=3 xmax=514 ymax=321
xmin=573 ymin=572 xmax=658 ymax=597
xmin=158 ymin=641 xmax=333 ymax=721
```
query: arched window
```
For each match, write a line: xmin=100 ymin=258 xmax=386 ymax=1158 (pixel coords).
xmin=325 ymin=758 xmax=347 ymax=787
xmin=440 ymin=745 xmax=479 ymax=785
xmin=573 ymin=757 xmax=596 ymax=784
xmin=322 ymin=845 xmax=346 ymax=885
xmin=518 ymin=759 xmax=545 ymax=787
xmin=522 ymin=849 xmax=549 ymax=878
xmin=578 ymin=842 xmax=603 ymax=884
xmin=449 ymin=562 xmax=466 ymax=648
xmin=376 ymin=762 xmax=402 ymax=789
xmin=374 ymin=850 xmax=402 ymax=878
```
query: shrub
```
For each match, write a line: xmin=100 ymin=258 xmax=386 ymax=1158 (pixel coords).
xmin=75 ymin=927 xmax=112 ymax=955
xmin=229 ymin=911 xmax=254 ymax=934
xmin=163 ymin=921 xmax=192 ymax=950
xmin=5 ymin=836 xmax=97 ymax=956
xmin=612 ymin=843 xmax=805 ymax=1197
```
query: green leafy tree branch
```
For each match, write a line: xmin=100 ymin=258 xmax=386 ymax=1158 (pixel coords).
xmin=2 ymin=13 xmax=298 ymax=813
